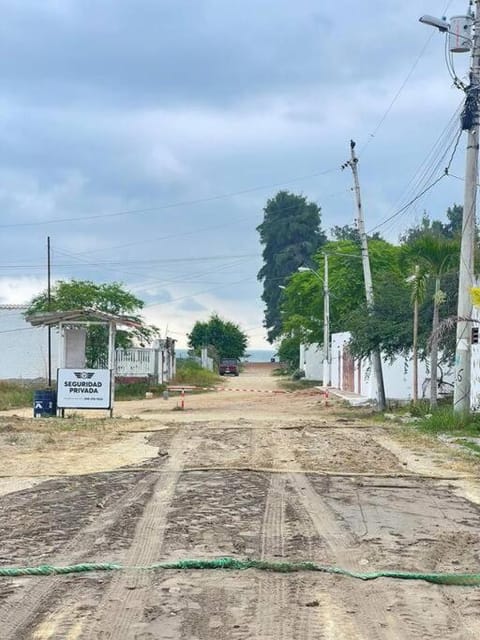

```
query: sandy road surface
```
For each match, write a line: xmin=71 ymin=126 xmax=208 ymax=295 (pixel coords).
xmin=0 ymin=363 xmax=480 ymax=639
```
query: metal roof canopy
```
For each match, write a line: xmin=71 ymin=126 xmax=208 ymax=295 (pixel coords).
xmin=26 ymin=309 xmax=142 ymax=417
xmin=26 ymin=308 xmax=142 ymax=329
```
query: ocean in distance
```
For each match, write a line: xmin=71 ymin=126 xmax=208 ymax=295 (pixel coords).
xmin=177 ymin=349 xmax=276 ymax=363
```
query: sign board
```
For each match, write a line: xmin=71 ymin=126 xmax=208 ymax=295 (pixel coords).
xmin=57 ymin=368 xmax=112 ymax=409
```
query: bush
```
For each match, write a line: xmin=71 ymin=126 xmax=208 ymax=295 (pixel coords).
xmin=291 ymin=368 xmax=306 ymax=381
xmin=114 ymin=381 xmax=166 ymax=401
xmin=173 ymin=359 xmax=222 ymax=387
xmin=416 ymin=406 xmax=480 ymax=436
xmin=0 ymin=381 xmax=38 ymax=410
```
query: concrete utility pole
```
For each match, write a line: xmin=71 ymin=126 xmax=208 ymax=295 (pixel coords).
xmin=323 ymin=253 xmax=331 ymax=386
xmin=420 ymin=8 xmax=480 ymax=412
xmin=47 ymin=236 xmax=52 ymax=388
xmin=454 ymin=2 xmax=480 ymax=413
xmin=346 ymin=140 xmax=387 ymax=410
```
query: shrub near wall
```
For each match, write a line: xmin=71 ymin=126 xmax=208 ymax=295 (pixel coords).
xmin=174 ymin=359 xmax=222 ymax=387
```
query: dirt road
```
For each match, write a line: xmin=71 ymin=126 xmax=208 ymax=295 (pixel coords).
xmin=0 ymin=363 xmax=480 ymax=639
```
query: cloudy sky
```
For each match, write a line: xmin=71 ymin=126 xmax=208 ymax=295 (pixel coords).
xmin=0 ymin=0 xmax=472 ymax=348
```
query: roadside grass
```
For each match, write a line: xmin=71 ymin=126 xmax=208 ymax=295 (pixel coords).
xmin=115 ymin=381 xmax=166 ymax=401
xmin=279 ymin=379 xmax=322 ymax=392
xmin=173 ymin=359 xmax=222 ymax=387
xmin=0 ymin=381 xmax=36 ymax=410
xmin=271 ymin=366 xmax=289 ymax=377
xmin=453 ymin=439 xmax=480 ymax=454
xmin=416 ymin=406 xmax=480 ymax=438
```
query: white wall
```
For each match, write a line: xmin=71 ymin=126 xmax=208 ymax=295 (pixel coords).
xmin=299 ymin=342 xmax=323 ymax=381
xmin=330 ymin=331 xmax=453 ymax=401
xmin=0 ymin=306 xmax=59 ymax=380
xmin=471 ymin=304 xmax=480 ymax=410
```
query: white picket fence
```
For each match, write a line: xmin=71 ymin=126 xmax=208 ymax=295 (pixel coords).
xmin=115 ymin=346 xmax=176 ymax=384
xmin=115 ymin=348 xmax=157 ymax=378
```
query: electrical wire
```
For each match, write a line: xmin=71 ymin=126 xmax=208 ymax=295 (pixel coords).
xmin=367 ymin=174 xmax=447 ymax=235
xmin=52 ymin=247 xmax=255 ymax=293
xmin=59 ymin=187 xmax=352 ymax=259
xmin=0 ymin=167 xmax=341 ymax=230
xmin=359 ymin=34 xmax=435 ymax=156
xmin=367 ymin=103 xmax=464 ymax=235
xmin=358 ymin=0 xmax=455 ymax=156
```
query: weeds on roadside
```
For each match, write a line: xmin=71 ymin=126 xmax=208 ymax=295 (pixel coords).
xmin=173 ymin=360 xmax=221 ymax=387
xmin=115 ymin=381 xmax=166 ymax=401
xmin=0 ymin=381 xmax=36 ymax=410
xmin=279 ymin=379 xmax=321 ymax=392
xmin=416 ymin=406 xmax=480 ymax=437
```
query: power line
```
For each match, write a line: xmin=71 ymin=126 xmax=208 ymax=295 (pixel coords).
xmin=359 ymin=33 xmax=436 ymax=156
xmin=367 ymin=105 xmax=464 ymax=235
xmin=0 ymin=166 xmax=341 ymax=229
xmin=60 ymin=187 xmax=352 ymax=258
xmin=367 ymin=174 xmax=448 ymax=234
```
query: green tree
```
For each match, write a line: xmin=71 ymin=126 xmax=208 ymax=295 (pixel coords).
xmin=188 ymin=314 xmax=248 ymax=361
xmin=330 ymin=223 xmax=383 ymax=243
xmin=257 ymin=191 xmax=326 ymax=343
xmin=277 ymin=335 xmax=301 ymax=371
xmin=400 ymin=206 xmax=463 ymax=244
xmin=280 ymin=239 xmax=408 ymax=359
xmin=27 ymin=280 xmax=158 ymax=367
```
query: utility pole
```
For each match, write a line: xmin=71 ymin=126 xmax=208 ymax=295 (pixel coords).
xmin=47 ymin=236 xmax=52 ymax=388
xmin=323 ymin=253 xmax=331 ymax=386
xmin=454 ymin=2 xmax=480 ymax=413
xmin=345 ymin=140 xmax=387 ymax=410
xmin=419 ymin=8 xmax=480 ymax=412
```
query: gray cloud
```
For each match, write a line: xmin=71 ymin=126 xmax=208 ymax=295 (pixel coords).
xmin=0 ymin=0 xmax=470 ymax=346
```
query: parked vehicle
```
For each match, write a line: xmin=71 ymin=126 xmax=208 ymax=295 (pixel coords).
xmin=219 ymin=358 xmax=239 ymax=376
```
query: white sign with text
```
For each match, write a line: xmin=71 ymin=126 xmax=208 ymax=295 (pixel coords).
xmin=57 ymin=368 xmax=112 ymax=409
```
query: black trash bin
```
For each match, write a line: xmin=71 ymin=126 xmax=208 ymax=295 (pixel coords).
xmin=33 ymin=390 xmax=57 ymax=418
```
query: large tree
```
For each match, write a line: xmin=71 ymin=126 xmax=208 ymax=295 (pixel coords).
xmin=280 ymin=239 xmax=408 ymax=358
xmin=27 ymin=280 xmax=158 ymax=367
xmin=257 ymin=191 xmax=326 ymax=343
xmin=400 ymin=205 xmax=463 ymax=244
xmin=188 ymin=314 xmax=248 ymax=361
xmin=330 ymin=223 xmax=383 ymax=244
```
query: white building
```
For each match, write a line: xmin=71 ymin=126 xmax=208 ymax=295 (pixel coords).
xmin=0 ymin=305 xmax=59 ymax=380
xmin=0 ymin=305 xmax=177 ymax=385
xmin=301 ymin=332 xmax=454 ymax=402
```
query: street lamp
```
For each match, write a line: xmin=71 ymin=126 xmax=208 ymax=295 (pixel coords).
xmin=420 ymin=7 xmax=479 ymax=413
xmin=419 ymin=15 xmax=449 ymax=32
xmin=298 ymin=255 xmax=330 ymax=387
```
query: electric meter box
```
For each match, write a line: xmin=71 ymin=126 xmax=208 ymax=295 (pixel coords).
xmin=449 ymin=15 xmax=473 ymax=53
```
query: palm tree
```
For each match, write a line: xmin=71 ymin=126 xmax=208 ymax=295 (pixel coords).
xmin=406 ymin=265 xmax=428 ymax=404
xmin=405 ymin=234 xmax=459 ymax=408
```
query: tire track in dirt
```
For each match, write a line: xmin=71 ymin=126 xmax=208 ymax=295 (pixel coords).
xmin=255 ymin=474 xmax=290 ymax=640
xmin=83 ymin=429 xmax=187 ymax=639
xmin=251 ymin=425 xmax=328 ymax=640
xmin=290 ymin=473 xmax=443 ymax=640
xmin=0 ymin=470 xmax=159 ymax=640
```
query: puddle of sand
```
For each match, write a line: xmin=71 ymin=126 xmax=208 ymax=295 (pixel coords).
xmin=0 ymin=433 xmax=158 ymax=478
